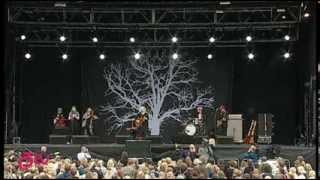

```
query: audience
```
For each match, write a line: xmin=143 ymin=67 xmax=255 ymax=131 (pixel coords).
xmin=3 ymin=144 xmax=315 ymax=179
xmin=77 ymin=146 xmax=91 ymax=161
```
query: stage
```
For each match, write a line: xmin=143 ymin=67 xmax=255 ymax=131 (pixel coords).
xmin=4 ymin=143 xmax=316 ymax=168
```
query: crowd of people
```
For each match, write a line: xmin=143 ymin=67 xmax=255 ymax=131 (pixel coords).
xmin=4 ymin=143 xmax=316 ymax=179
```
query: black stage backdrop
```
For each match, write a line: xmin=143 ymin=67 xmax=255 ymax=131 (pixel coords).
xmin=15 ymin=16 xmax=315 ymax=144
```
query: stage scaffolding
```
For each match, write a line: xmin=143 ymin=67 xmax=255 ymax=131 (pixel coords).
xmin=7 ymin=1 xmax=304 ymax=48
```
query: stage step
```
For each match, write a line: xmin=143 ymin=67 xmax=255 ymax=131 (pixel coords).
xmin=49 ymin=135 xmax=99 ymax=144
xmin=115 ymin=135 xmax=163 ymax=144
xmin=216 ymin=135 xmax=234 ymax=144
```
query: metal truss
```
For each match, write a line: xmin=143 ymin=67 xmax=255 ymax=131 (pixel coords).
xmin=8 ymin=1 xmax=303 ymax=47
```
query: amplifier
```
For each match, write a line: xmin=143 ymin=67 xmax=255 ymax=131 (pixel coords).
xmin=257 ymin=136 xmax=272 ymax=144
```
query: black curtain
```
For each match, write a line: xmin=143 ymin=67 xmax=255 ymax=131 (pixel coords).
xmin=17 ymin=42 xmax=310 ymax=145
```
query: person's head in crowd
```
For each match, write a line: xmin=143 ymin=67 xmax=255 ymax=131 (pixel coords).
xmin=158 ymin=171 xmax=166 ymax=179
xmin=189 ymin=144 xmax=196 ymax=153
xmin=305 ymin=163 xmax=313 ymax=173
xmin=261 ymin=156 xmax=268 ymax=162
xmin=297 ymin=166 xmax=307 ymax=178
xmin=260 ymin=162 xmax=272 ymax=174
xmin=41 ymin=146 xmax=47 ymax=153
xmin=166 ymin=170 xmax=175 ymax=179
xmin=57 ymin=108 xmax=63 ymax=115
xmin=185 ymin=156 xmax=193 ymax=167
xmin=71 ymin=106 xmax=77 ymax=112
xmin=308 ymin=170 xmax=316 ymax=179
xmin=242 ymin=173 xmax=251 ymax=179
xmin=295 ymin=155 xmax=306 ymax=167
xmin=120 ymin=151 xmax=129 ymax=166
xmin=107 ymin=158 xmax=116 ymax=170
xmin=248 ymin=144 xmax=257 ymax=153
xmin=233 ymin=168 xmax=242 ymax=179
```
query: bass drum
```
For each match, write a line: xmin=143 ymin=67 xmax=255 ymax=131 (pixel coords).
xmin=185 ymin=124 xmax=196 ymax=136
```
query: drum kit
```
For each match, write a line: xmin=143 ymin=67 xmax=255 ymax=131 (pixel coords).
xmin=184 ymin=118 xmax=204 ymax=136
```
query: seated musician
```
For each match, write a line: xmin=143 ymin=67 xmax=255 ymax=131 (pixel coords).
xmin=82 ymin=107 xmax=98 ymax=136
xmin=128 ymin=106 xmax=149 ymax=140
xmin=53 ymin=108 xmax=67 ymax=129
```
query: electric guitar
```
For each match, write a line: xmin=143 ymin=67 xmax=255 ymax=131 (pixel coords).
xmin=244 ymin=120 xmax=257 ymax=144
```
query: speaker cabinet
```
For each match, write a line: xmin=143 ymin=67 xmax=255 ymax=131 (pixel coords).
xmin=49 ymin=135 xmax=68 ymax=144
xmin=257 ymin=113 xmax=273 ymax=136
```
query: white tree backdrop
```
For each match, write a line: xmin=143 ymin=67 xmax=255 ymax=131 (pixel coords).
xmin=101 ymin=50 xmax=214 ymax=135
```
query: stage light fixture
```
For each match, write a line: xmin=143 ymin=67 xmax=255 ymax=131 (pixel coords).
xmin=304 ymin=12 xmax=310 ymax=18
xmin=246 ymin=35 xmax=252 ymax=42
xmin=62 ymin=53 xmax=68 ymax=60
xmin=20 ymin=35 xmax=26 ymax=40
xmin=92 ymin=37 xmax=98 ymax=43
xmin=282 ymin=15 xmax=286 ymax=19
xmin=283 ymin=52 xmax=290 ymax=59
xmin=207 ymin=54 xmax=213 ymax=60
xmin=284 ymin=35 xmax=290 ymax=41
xmin=99 ymin=54 xmax=105 ymax=60
xmin=134 ymin=52 xmax=141 ymax=60
xmin=171 ymin=36 xmax=178 ymax=43
xmin=248 ymin=53 xmax=254 ymax=60
xmin=172 ymin=53 xmax=178 ymax=59
xmin=59 ymin=35 xmax=66 ymax=42
xmin=24 ymin=52 xmax=31 ymax=59
xmin=209 ymin=37 xmax=215 ymax=43
xmin=129 ymin=37 xmax=135 ymax=43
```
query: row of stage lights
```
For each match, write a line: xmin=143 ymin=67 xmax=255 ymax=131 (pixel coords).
xmin=21 ymin=34 xmax=292 ymax=61
xmin=23 ymin=50 xmax=291 ymax=62
xmin=20 ymin=34 xmax=292 ymax=44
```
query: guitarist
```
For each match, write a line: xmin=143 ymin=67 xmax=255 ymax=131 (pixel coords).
xmin=214 ymin=104 xmax=228 ymax=136
xmin=129 ymin=106 xmax=149 ymax=139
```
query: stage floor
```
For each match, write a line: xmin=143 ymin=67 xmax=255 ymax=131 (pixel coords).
xmin=4 ymin=143 xmax=316 ymax=167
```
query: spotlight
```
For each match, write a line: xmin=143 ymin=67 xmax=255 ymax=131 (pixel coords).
xmin=172 ymin=53 xmax=178 ymax=59
xmin=207 ymin=54 xmax=213 ymax=60
xmin=284 ymin=35 xmax=290 ymax=41
xmin=24 ymin=52 xmax=31 ymax=59
xmin=304 ymin=12 xmax=310 ymax=18
xmin=59 ymin=35 xmax=66 ymax=42
xmin=129 ymin=37 xmax=135 ymax=43
xmin=248 ymin=53 xmax=254 ymax=60
xmin=92 ymin=37 xmax=98 ymax=43
xmin=209 ymin=37 xmax=215 ymax=43
xmin=283 ymin=52 xmax=290 ymax=59
xmin=281 ymin=15 xmax=286 ymax=19
xmin=20 ymin=35 xmax=26 ymax=40
xmin=171 ymin=36 xmax=178 ymax=43
xmin=246 ymin=35 xmax=252 ymax=42
xmin=62 ymin=53 xmax=68 ymax=60
xmin=134 ymin=53 xmax=141 ymax=60
xmin=99 ymin=54 xmax=105 ymax=60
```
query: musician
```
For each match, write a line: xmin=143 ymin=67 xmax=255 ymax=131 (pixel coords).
xmin=53 ymin=108 xmax=67 ymax=129
xmin=214 ymin=104 xmax=228 ymax=136
xmin=196 ymin=106 xmax=206 ymax=136
xmin=130 ymin=106 xmax=149 ymax=139
xmin=68 ymin=106 xmax=80 ymax=135
xmin=82 ymin=108 xmax=98 ymax=136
